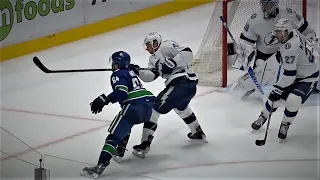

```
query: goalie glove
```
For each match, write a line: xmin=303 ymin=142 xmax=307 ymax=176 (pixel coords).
xmin=233 ymin=42 xmax=255 ymax=71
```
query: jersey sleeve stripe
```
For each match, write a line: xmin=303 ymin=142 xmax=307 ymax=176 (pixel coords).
xmin=240 ymin=33 xmax=256 ymax=44
xmin=283 ymin=69 xmax=297 ymax=76
xmin=298 ymin=21 xmax=308 ymax=33
xmin=296 ymin=71 xmax=319 ymax=81
xmin=115 ymin=85 xmax=128 ymax=93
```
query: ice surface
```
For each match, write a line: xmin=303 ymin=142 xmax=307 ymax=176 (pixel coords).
xmin=1 ymin=2 xmax=319 ymax=180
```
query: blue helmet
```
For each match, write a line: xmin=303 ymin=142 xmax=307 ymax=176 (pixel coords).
xmin=109 ymin=51 xmax=131 ymax=70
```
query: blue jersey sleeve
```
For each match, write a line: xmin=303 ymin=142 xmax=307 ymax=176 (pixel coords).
xmin=106 ymin=71 xmax=129 ymax=105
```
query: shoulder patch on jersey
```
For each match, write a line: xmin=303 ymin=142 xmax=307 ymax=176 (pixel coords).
xmin=286 ymin=8 xmax=293 ymax=13
xmin=244 ymin=23 xmax=249 ymax=31
xmin=251 ymin=13 xmax=257 ymax=19
xmin=284 ymin=43 xmax=291 ymax=50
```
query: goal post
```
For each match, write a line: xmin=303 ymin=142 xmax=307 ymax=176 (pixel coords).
xmin=191 ymin=0 xmax=307 ymax=88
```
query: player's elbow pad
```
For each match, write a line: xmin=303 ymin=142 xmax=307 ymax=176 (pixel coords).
xmin=173 ymin=48 xmax=193 ymax=67
xmin=107 ymin=91 xmax=128 ymax=104
xmin=139 ymin=70 xmax=159 ymax=82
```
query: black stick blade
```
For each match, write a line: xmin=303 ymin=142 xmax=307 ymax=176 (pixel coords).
xmin=255 ymin=139 xmax=266 ymax=146
xmin=33 ymin=56 xmax=51 ymax=73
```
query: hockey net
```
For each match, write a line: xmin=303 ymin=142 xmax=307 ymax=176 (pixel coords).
xmin=191 ymin=0 xmax=307 ymax=87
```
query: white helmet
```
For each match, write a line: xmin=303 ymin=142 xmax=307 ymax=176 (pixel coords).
xmin=274 ymin=18 xmax=292 ymax=32
xmin=143 ymin=32 xmax=162 ymax=49
xmin=274 ymin=18 xmax=292 ymax=42
xmin=260 ymin=0 xmax=279 ymax=18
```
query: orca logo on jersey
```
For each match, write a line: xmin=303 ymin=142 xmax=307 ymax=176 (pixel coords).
xmin=264 ymin=32 xmax=278 ymax=46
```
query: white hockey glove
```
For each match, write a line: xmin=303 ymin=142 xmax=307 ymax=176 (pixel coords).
xmin=233 ymin=42 xmax=255 ymax=70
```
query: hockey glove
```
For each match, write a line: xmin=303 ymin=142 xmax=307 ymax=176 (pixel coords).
xmin=161 ymin=58 xmax=176 ymax=75
xmin=268 ymin=85 xmax=283 ymax=102
xmin=90 ymin=94 xmax=109 ymax=114
xmin=128 ymin=64 xmax=140 ymax=75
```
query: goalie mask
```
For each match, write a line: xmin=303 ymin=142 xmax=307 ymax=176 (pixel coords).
xmin=143 ymin=32 xmax=162 ymax=54
xmin=274 ymin=18 xmax=292 ymax=43
xmin=260 ymin=0 xmax=279 ymax=18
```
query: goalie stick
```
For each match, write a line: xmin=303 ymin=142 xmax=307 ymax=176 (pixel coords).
xmin=220 ymin=16 xmax=283 ymax=146
xmin=33 ymin=56 xmax=152 ymax=73
xmin=219 ymin=16 xmax=265 ymax=98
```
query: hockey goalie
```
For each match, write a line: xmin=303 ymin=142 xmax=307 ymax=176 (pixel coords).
xmin=230 ymin=0 xmax=319 ymax=98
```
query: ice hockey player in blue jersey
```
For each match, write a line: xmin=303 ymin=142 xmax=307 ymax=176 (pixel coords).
xmin=80 ymin=51 xmax=156 ymax=179
xmin=251 ymin=18 xmax=319 ymax=140
xmin=129 ymin=32 xmax=207 ymax=158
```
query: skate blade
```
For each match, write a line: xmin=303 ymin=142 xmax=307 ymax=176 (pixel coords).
xmin=112 ymin=156 xmax=122 ymax=164
xmin=278 ymin=138 xmax=287 ymax=144
xmin=132 ymin=150 xmax=146 ymax=159
xmin=193 ymin=138 xmax=208 ymax=143
xmin=80 ymin=170 xmax=99 ymax=179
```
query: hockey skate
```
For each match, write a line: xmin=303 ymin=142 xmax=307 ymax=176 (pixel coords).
xmin=278 ymin=122 xmax=291 ymax=140
xmin=112 ymin=142 xmax=128 ymax=163
xmin=80 ymin=163 xmax=108 ymax=179
xmin=187 ymin=126 xmax=208 ymax=143
xmin=251 ymin=112 xmax=268 ymax=130
xmin=132 ymin=135 xmax=153 ymax=159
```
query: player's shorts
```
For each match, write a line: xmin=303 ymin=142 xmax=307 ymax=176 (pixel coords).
xmin=153 ymin=77 xmax=198 ymax=114
xmin=108 ymin=101 xmax=154 ymax=140
xmin=281 ymin=81 xmax=318 ymax=104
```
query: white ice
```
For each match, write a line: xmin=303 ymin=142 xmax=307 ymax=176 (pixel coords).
xmin=1 ymin=2 xmax=319 ymax=180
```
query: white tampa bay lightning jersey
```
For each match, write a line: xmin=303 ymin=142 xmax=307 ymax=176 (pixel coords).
xmin=275 ymin=29 xmax=319 ymax=89
xmin=240 ymin=7 xmax=316 ymax=55
xmin=147 ymin=40 xmax=198 ymax=86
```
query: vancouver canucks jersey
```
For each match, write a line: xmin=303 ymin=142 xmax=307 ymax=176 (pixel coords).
xmin=107 ymin=69 xmax=155 ymax=107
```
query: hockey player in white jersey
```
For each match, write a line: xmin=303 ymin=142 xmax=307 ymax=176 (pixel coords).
xmin=128 ymin=32 xmax=207 ymax=158
xmin=251 ymin=18 xmax=319 ymax=139
xmin=232 ymin=0 xmax=318 ymax=97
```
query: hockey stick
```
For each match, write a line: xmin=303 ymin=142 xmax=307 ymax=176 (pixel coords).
xmin=219 ymin=16 xmax=265 ymax=97
xmin=255 ymin=101 xmax=274 ymax=146
xmin=255 ymin=65 xmax=281 ymax=146
xmin=33 ymin=56 xmax=152 ymax=73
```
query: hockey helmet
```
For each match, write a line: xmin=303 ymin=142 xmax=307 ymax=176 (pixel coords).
xmin=274 ymin=18 xmax=292 ymax=42
xmin=143 ymin=32 xmax=162 ymax=51
xmin=260 ymin=0 xmax=279 ymax=18
xmin=109 ymin=51 xmax=131 ymax=70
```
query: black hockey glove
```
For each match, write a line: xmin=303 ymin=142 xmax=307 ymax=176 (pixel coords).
xmin=128 ymin=64 xmax=140 ymax=75
xmin=268 ymin=85 xmax=283 ymax=102
xmin=161 ymin=58 xmax=176 ymax=75
xmin=90 ymin=94 xmax=109 ymax=114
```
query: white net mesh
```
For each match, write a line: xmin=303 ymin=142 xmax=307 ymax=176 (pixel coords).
xmin=191 ymin=0 xmax=305 ymax=87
